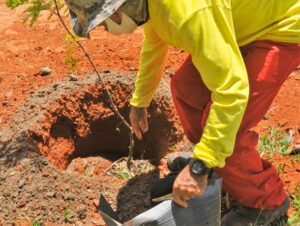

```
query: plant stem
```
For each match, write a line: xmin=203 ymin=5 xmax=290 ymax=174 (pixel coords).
xmin=53 ymin=0 xmax=134 ymax=169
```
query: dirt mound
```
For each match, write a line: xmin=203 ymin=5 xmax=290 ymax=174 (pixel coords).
xmin=0 ymin=72 xmax=184 ymax=224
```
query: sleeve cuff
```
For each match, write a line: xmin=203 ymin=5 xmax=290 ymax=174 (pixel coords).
xmin=130 ymin=93 xmax=154 ymax=108
xmin=130 ymin=99 xmax=150 ymax=108
xmin=192 ymin=142 xmax=226 ymax=168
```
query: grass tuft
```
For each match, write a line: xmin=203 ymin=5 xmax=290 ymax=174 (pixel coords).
xmin=258 ymin=125 xmax=292 ymax=157
xmin=107 ymin=158 xmax=155 ymax=180
xmin=288 ymin=184 xmax=300 ymax=226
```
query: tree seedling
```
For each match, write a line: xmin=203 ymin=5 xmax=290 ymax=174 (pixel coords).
xmin=6 ymin=0 xmax=135 ymax=170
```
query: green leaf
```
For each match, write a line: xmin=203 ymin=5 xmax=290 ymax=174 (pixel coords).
xmin=31 ymin=220 xmax=41 ymax=226
xmin=168 ymin=146 xmax=176 ymax=152
xmin=6 ymin=0 xmax=28 ymax=9
xmin=64 ymin=204 xmax=69 ymax=222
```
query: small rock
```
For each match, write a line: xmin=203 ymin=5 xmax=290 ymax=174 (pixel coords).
xmin=263 ymin=114 xmax=270 ymax=120
xmin=90 ymin=194 xmax=96 ymax=200
xmin=169 ymin=72 xmax=175 ymax=78
xmin=24 ymin=192 xmax=32 ymax=199
xmin=280 ymin=122 xmax=287 ymax=127
xmin=40 ymin=67 xmax=52 ymax=76
xmin=17 ymin=201 xmax=26 ymax=208
xmin=45 ymin=191 xmax=56 ymax=198
xmin=18 ymin=180 xmax=26 ymax=189
xmin=3 ymin=192 xmax=10 ymax=197
xmin=91 ymin=220 xmax=102 ymax=225
xmin=2 ymin=101 xmax=8 ymax=106
xmin=69 ymin=74 xmax=79 ymax=81
xmin=37 ymin=91 xmax=45 ymax=98
xmin=63 ymin=193 xmax=75 ymax=201
xmin=77 ymin=205 xmax=87 ymax=219
xmin=103 ymin=69 xmax=110 ymax=74
xmin=165 ymin=70 xmax=169 ymax=74
xmin=93 ymin=199 xmax=99 ymax=207
xmin=294 ymin=144 xmax=300 ymax=154
xmin=0 ymin=76 xmax=2 ymax=83
xmin=129 ymin=67 xmax=136 ymax=71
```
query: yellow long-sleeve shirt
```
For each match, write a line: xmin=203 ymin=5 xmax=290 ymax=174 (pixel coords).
xmin=130 ymin=0 xmax=300 ymax=168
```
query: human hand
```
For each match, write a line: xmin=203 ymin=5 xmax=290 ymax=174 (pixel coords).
xmin=172 ymin=164 xmax=208 ymax=208
xmin=129 ymin=106 xmax=148 ymax=139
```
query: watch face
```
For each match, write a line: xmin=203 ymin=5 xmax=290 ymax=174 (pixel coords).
xmin=191 ymin=159 xmax=203 ymax=174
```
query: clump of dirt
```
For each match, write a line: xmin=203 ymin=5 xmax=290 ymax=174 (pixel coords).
xmin=0 ymin=72 xmax=184 ymax=224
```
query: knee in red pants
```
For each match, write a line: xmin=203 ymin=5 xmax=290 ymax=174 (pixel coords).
xmin=170 ymin=55 xmax=211 ymax=144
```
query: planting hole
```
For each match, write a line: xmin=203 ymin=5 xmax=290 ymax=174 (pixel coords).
xmin=29 ymin=74 xmax=182 ymax=171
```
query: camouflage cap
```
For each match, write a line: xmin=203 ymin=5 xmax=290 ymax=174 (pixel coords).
xmin=65 ymin=0 xmax=127 ymax=38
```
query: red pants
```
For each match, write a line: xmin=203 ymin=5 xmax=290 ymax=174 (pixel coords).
xmin=171 ymin=40 xmax=300 ymax=209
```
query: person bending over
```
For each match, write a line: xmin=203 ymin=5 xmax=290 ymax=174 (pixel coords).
xmin=65 ymin=0 xmax=300 ymax=224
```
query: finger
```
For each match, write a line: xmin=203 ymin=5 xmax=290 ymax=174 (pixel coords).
xmin=194 ymin=187 xmax=202 ymax=197
xmin=173 ymin=184 xmax=188 ymax=208
xmin=182 ymin=193 xmax=194 ymax=201
xmin=186 ymin=187 xmax=201 ymax=199
xmin=131 ymin=121 xmax=142 ymax=140
xmin=134 ymin=126 xmax=142 ymax=139
xmin=138 ymin=119 xmax=148 ymax=134
xmin=179 ymin=187 xmax=194 ymax=201
xmin=173 ymin=192 xmax=188 ymax=208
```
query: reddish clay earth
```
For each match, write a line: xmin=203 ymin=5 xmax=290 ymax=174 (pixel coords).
xmin=0 ymin=1 xmax=299 ymax=225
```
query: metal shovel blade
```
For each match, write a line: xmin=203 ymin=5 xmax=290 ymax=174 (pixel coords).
xmin=98 ymin=195 xmax=122 ymax=226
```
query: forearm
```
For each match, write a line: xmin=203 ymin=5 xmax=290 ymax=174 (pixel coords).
xmin=192 ymin=89 xmax=249 ymax=168
xmin=130 ymin=25 xmax=169 ymax=107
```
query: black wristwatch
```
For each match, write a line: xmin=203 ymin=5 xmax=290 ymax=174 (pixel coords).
xmin=189 ymin=158 xmax=211 ymax=175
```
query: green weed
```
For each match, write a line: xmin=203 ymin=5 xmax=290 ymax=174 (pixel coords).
xmin=113 ymin=170 xmax=132 ymax=180
xmin=86 ymin=166 xmax=95 ymax=177
xmin=258 ymin=126 xmax=292 ymax=157
xmin=288 ymin=184 xmax=300 ymax=226
xmin=21 ymin=214 xmax=40 ymax=226
xmin=291 ymin=153 xmax=300 ymax=163
xmin=168 ymin=146 xmax=176 ymax=152
xmin=276 ymin=163 xmax=290 ymax=176
xmin=64 ymin=204 xmax=75 ymax=223
xmin=140 ymin=164 xmax=155 ymax=173
xmin=109 ymin=158 xmax=155 ymax=180
xmin=31 ymin=219 xmax=41 ymax=226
